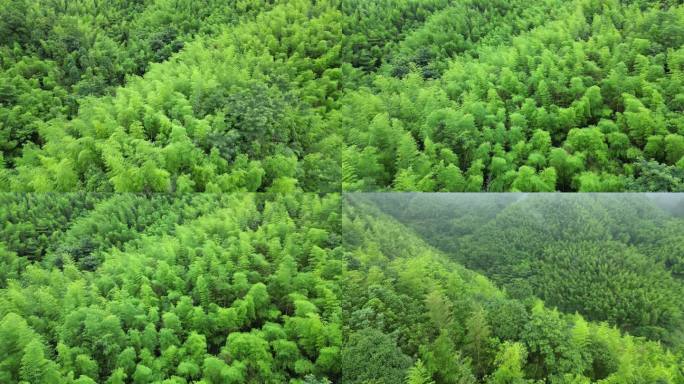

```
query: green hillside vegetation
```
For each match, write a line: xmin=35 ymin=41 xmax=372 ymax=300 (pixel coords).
xmin=1 ymin=0 xmax=682 ymax=191
xmin=2 ymin=1 xmax=348 ymax=193
xmin=342 ymin=194 xmax=684 ymax=383
xmin=0 ymin=0 xmax=458 ymax=193
xmin=1 ymin=193 xmax=345 ymax=383
xmin=342 ymin=0 xmax=684 ymax=191
xmin=0 ymin=0 xmax=276 ymax=165
xmin=367 ymin=193 xmax=684 ymax=350
xmin=1 ymin=193 xmax=682 ymax=383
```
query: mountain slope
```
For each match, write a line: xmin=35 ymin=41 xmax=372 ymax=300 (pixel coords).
xmin=342 ymin=193 xmax=684 ymax=383
xmin=366 ymin=193 xmax=684 ymax=349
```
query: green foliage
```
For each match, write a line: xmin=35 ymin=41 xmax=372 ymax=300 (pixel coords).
xmin=0 ymin=193 xmax=343 ymax=383
xmin=369 ymin=193 xmax=684 ymax=349
xmin=487 ymin=342 xmax=528 ymax=384
xmin=1 ymin=0 xmax=681 ymax=192
xmin=0 ymin=0 xmax=276 ymax=165
xmin=343 ymin=195 xmax=684 ymax=383
xmin=2 ymin=1 xmax=348 ymax=192
xmin=406 ymin=359 xmax=435 ymax=384
xmin=3 ymin=193 xmax=684 ymax=383
xmin=341 ymin=0 xmax=684 ymax=191
xmin=1 ymin=0 xmax=684 ymax=382
xmin=341 ymin=328 xmax=412 ymax=384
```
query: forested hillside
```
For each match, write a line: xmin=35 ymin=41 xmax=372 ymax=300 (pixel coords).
xmin=342 ymin=0 xmax=684 ymax=191
xmin=3 ymin=1 xmax=684 ymax=382
xmin=367 ymin=193 xmax=684 ymax=351
xmin=1 ymin=193 xmax=682 ymax=383
xmin=1 ymin=0 xmax=682 ymax=191
xmin=0 ymin=0 xmax=275 ymax=165
xmin=342 ymin=195 xmax=684 ymax=383
xmin=1 ymin=193 xmax=345 ymax=383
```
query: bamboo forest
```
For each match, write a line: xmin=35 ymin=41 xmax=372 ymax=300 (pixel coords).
xmin=2 ymin=193 xmax=684 ymax=383
xmin=1 ymin=0 xmax=684 ymax=383
xmin=0 ymin=0 xmax=682 ymax=191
